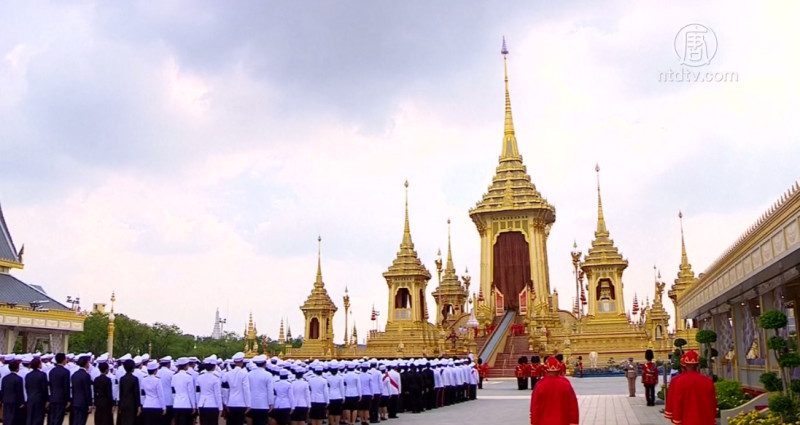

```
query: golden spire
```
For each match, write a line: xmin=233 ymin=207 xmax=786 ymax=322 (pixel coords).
xmin=402 ymin=180 xmax=412 ymax=249
xmin=445 ymin=218 xmax=454 ymax=272
xmin=500 ymin=36 xmax=520 ymax=162
xmin=595 ymin=164 xmax=609 ymax=237
xmin=278 ymin=318 xmax=285 ymax=343
xmin=583 ymin=163 xmax=627 ymax=269
xmin=315 ymin=235 xmax=323 ymax=288
xmin=674 ymin=210 xmax=696 ymax=286
xmin=385 ymin=180 xmax=431 ymax=280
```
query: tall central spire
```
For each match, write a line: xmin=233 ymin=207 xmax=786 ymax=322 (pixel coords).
xmin=679 ymin=211 xmax=690 ymax=268
xmin=595 ymin=164 xmax=609 ymax=237
xmin=501 ymin=36 xmax=520 ymax=162
xmin=315 ymin=235 xmax=323 ymax=288
xmin=402 ymin=180 xmax=413 ymax=249
xmin=445 ymin=218 xmax=455 ymax=272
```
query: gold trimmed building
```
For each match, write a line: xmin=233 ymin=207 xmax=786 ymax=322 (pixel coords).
xmin=290 ymin=237 xmax=338 ymax=358
xmin=431 ymin=220 xmax=469 ymax=327
xmin=0 ymin=203 xmax=85 ymax=353
xmin=678 ymin=182 xmax=800 ymax=389
xmin=365 ymin=181 xmax=438 ymax=357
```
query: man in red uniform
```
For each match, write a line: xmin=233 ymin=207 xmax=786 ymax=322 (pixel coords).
xmin=530 ymin=357 xmax=579 ymax=425
xmin=642 ymin=349 xmax=659 ymax=406
xmin=664 ymin=350 xmax=717 ymax=425
xmin=476 ymin=358 xmax=489 ymax=389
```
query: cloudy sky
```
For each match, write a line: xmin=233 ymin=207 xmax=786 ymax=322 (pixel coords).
xmin=1 ymin=1 xmax=798 ymax=341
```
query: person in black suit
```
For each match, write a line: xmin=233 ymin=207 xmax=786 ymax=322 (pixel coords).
xmin=116 ymin=360 xmax=141 ymax=425
xmin=93 ymin=363 xmax=114 ymax=425
xmin=48 ymin=353 xmax=71 ymax=425
xmin=69 ymin=356 xmax=93 ymax=425
xmin=25 ymin=358 xmax=49 ymax=425
xmin=1 ymin=361 xmax=26 ymax=425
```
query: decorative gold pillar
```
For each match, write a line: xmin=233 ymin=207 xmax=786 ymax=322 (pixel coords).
xmin=107 ymin=291 xmax=116 ymax=357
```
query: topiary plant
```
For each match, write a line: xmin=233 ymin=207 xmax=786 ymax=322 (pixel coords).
xmin=674 ymin=338 xmax=688 ymax=348
xmin=768 ymin=393 xmax=797 ymax=423
xmin=760 ymin=371 xmax=783 ymax=392
xmin=696 ymin=329 xmax=718 ymax=376
xmin=760 ymin=310 xmax=789 ymax=330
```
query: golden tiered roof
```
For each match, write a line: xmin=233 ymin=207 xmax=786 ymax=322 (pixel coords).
xmin=583 ymin=165 xmax=628 ymax=269
xmin=383 ymin=181 xmax=432 ymax=281
xmin=300 ymin=237 xmax=338 ymax=314
xmin=469 ymin=39 xmax=555 ymax=225
xmin=669 ymin=211 xmax=697 ymax=300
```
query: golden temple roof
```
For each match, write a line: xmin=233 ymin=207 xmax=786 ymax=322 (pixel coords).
xmin=469 ymin=38 xmax=555 ymax=222
xmin=583 ymin=165 xmax=628 ymax=269
xmin=670 ymin=211 xmax=697 ymax=298
xmin=383 ymin=181 xmax=432 ymax=280
xmin=301 ymin=236 xmax=338 ymax=313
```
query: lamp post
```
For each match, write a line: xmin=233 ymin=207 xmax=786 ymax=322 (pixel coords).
xmin=66 ymin=295 xmax=81 ymax=312
xmin=107 ymin=291 xmax=116 ymax=357
xmin=343 ymin=287 xmax=351 ymax=346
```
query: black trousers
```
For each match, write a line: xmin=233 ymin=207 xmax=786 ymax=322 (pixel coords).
xmin=4 ymin=404 xmax=22 ymax=425
xmin=141 ymin=408 xmax=162 ymax=425
xmin=249 ymin=409 xmax=268 ymax=425
xmin=161 ymin=406 xmax=173 ymax=425
xmin=517 ymin=377 xmax=528 ymax=390
xmin=226 ymin=407 xmax=246 ymax=425
xmin=387 ymin=395 xmax=398 ymax=418
xmin=644 ymin=384 xmax=656 ymax=406
xmin=478 ymin=377 xmax=483 ymax=389
xmin=173 ymin=408 xmax=193 ymax=425
xmin=198 ymin=408 xmax=219 ymax=425
xmin=369 ymin=394 xmax=380 ymax=422
xmin=48 ymin=403 xmax=66 ymax=425
xmin=70 ymin=406 xmax=89 ymax=425
xmin=26 ymin=401 xmax=46 ymax=425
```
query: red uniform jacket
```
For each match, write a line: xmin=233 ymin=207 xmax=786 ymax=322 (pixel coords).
xmin=664 ymin=370 xmax=717 ymax=425
xmin=515 ymin=364 xmax=528 ymax=378
xmin=642 ymin=361 xmax=659 ymax=386
xmin=559 ymin=362 xmax=567 ymax=376
xmin=477 ymin=364 xmax=489 ymax=378
xmin=530 ymin=375 xmax=579 ymax=425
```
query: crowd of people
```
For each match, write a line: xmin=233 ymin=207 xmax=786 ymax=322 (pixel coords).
xmin=0 ymin=352 xmax=480 ymax=425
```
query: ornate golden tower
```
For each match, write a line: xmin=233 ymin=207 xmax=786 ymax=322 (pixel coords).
xmin=645 ymin=270 xmax=671 ymax=349
xmin=669 ymin=211 xmax=699 ymax=346
xmin=468 ymin=38 xmax=556 ymax=318
xmin=244 ymin=312 xmax=258 ymax=357
xmin=278 ymin=318 xmax=285 ymax=344
xmin=296 ymin=236 xmax=338 ymax=357
xmin=582 ymin=165 xmax=629 ymax=324
xmin=107 ymin=291 xmax=116 ymax=357
xmin=432 ymin=219 xmax=469 ymax=326
xmin=366 ymin=181 xmax=437 ymax=357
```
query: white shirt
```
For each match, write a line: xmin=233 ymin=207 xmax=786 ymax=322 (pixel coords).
xmin=196 ymin=372 xmax=222 ymax=410
xmin=157 ymin=366 xmax=174 ymax=406
xmin=222 ymin=366 xmax=250 ymax=408
xmin=359 ymin=372 xmax=372 ymax=396
xmin=385 ymin=370 xmax=401 ymax=396
xmin=343 ymin=371 xmax=361 ymax=397
xmin=326 ymin=373 xmax=345 ymax=400
xmin=273 ymin=379 xmax=294 ymax=409
xmin=171 ymin=370 xmax=196 ymax=410
xmin=291 ymin=379 xmax=310 ymax=408
xmin=141 ymin=374 xmax=166 ymax=409
xmin=308 ymin=374 xmax=329 ymax=404
xmin=369 ymin=369 xmax=382 ymax=395
xmin=247 ymin=367 xmax=274 ymax=409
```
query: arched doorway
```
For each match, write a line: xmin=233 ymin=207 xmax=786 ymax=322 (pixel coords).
xmin=395 ymin=288 xmax=412 ymax=308
xmin=492 ymin=231 xmax=531 ymax=310
xmin=309 ymin=317 xmax=320 ymax=339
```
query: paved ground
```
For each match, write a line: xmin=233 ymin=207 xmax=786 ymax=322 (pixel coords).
xmin=394 ymin=377 xmax=669 ymax=425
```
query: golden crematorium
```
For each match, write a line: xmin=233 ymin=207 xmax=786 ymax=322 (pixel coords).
xmin=283 ymin=40 xmax=676 ymax=368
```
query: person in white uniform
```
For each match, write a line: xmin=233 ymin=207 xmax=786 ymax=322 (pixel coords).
xmin=196 ymin=358 xmax=223 ymax=425
xmin=141 ymin=362 xmax=166 ymax=425
xmin=246 ymin=355 xmax=273 ymax=425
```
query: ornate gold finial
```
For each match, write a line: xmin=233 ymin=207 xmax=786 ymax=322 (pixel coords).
xmin=315 ymin=235 xmax=323 ymax=288
xmin=595 ymin=164 xmax=608 ymax=237
xmin=446 ymin=218 xmax=455 ymax=270
xmin=500 ymin=36 xmax=520 ymax=161
xmin=402 ymin=180 xmax=413 ymax=248
xmin=678 ymin=211 xmax=689 ymax=267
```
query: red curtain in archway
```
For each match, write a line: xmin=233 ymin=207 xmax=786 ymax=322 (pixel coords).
xmin=309 ymin=318 xmax=320 ymax=339
xmin=493 ymin=231 xmax=531 ymax=310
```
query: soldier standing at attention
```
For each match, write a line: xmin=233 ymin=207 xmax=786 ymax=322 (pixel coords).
xmin=642 ymin=350 xmax=659 ymax=407
xmin=624 ymin=357 xmax=637 ymax=397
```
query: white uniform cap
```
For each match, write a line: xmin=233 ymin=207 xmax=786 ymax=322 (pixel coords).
xmin=119 ymin=354 xmax=132 ymax=361
xmin=133 ymin=356 xmax=142 ymax=365
xmin=202 ymin=356 xmax=215 ymax=364
xmin=146 ymin=362 xmax=158 ymax=371
xmin=159 ymin=356 xmax=172 ymax=363
xmin=175 ymin=357 xmax=189 ymax=366
xmin=252 ymin=355 xmax=267 ymax=363
xmin=232 ymin=352 xmax=245 ymax=362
